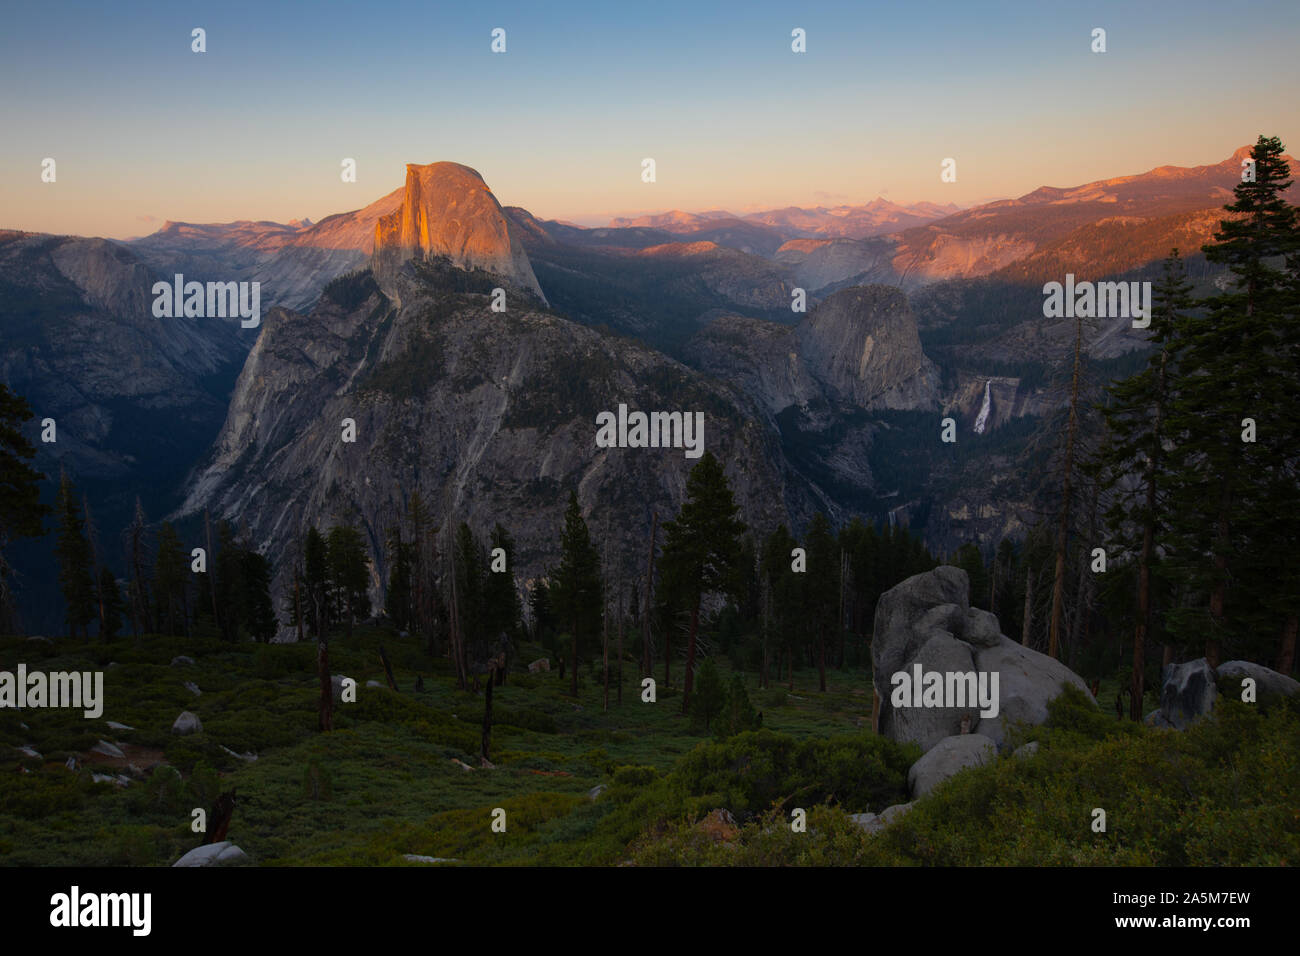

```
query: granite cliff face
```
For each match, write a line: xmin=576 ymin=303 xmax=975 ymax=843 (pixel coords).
xmin=372 ymin=163 xmax=545 ymax=304
xmin=177 ymin=257 xmax=799 ymax=633
xmin=796 ymin=287 xmax=940 ymax=411
xmin=0 ymin=232 xmax=245 ymax=484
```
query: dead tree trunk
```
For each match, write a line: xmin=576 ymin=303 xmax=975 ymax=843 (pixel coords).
xmin=379 ymin=645 xmax=399 ymax=691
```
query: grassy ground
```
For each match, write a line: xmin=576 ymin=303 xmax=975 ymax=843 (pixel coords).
xmin=0 ymin=626 xmax=877 ymax=866
xmin=2 ymin=628 xmax=1295 ymax=866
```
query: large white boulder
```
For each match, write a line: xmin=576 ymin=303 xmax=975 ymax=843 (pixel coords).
xmin=173 ymin=841 xmax=248 ymax=867
xmin=907 ymin=733 xmax=996 ymax=798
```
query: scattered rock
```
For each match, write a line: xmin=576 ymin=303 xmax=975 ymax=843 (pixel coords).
xmin=588 ymin=784 xmax=607 ymax=801
xmin=879 ymin=802 xmax=914 ymax=825
xmin=961 ymin=607 xmax=1004 ymax=648
xmin=91 ymin=740 xmax=125 ymax=759
xmin=330 ymin=674 xmax=353 ymax=703
xmin=1012 ymin=741 xmax=1040 ymax=760
xmin=91 ymin=772 xmax=131 ymax=787
xmin=528 ymin=658 xmax=550 ymax=673
xmin=184 ymin=681 xmax=202 ymax=696
xmin=404 ymin=854 xmax=459 ymax=864
xmin=171 ymin=712 xmax=202 ymax=735
xmin=1217 ymin=660 xmax=1300 ymax=700
xmin=172 ymin=841 xmax=248 ymax=867
xmin=849 ymin=812 xmax=880 ymax=833
xmin=1145 ymin=708 xmax=1175 ymax=728
xmin=696 ymin=808 xmax=739 ymax=843
xmin=1159 ymin=658 xmax=1217 ymax=730
xmin=170 ymin=656 xmax=195 ymax=667
xmin=907 ymin=733 xmax=996 ymax=798
xmin=853 ymin=801 xmax=916 ymax=834
xmin=105 ymin=721 xmax=134 ymax=731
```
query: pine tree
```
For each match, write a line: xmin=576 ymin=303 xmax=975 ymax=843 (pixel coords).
xmin=551 ymin=491 xmax=603 ymax=698
xmin=54 ymin=472 xmax=95 ymax=640
xmin=97 ymin=567 xmax=124 ymax=639
xmin=658 ymin=452 xmax=746 ymax=714
xmin=327 ymin=523 xmax=370 ymax=640
xmin=484 ymin=523 xmax=522 ymax=682
xmin=690 ymin=656 xmax=728 ymax=734
xmin=1165 ymin=134 xmax=1299 ymax=666
xmin=385 ymin=524 xmax=412 ymax=632
xmin=154 ymin=522 xmax=189 ymax=637
xmin=240 ymin=549 xmax=277 ymax=642
xmin=804 ymin=512 xmax=838 ymax=692
xmin=0 ymin=383 xmax=48 ymax=632
xmin=1102 ymin=250 xmax=1192 ymax=714
xmin=304 ymin=526 xmax=329 ymax=639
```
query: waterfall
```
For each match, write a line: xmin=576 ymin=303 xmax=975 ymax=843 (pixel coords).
xmin=973 ymin=379 xmax=992 ymax=435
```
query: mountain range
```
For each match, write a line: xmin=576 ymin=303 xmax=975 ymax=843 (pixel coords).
xmin=2 ymin=145 xmax=1287 ymax=634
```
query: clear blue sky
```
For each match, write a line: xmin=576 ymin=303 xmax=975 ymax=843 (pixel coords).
xmin=1 ymin=0 xmax=1296 ymax=237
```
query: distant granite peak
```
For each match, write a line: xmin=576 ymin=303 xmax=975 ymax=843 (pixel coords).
xmin=372 ymin=162 xmax=546 ymax=302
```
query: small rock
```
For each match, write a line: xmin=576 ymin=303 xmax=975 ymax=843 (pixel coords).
xmin=184 ymin=681 xmax=202 ymax=697
xmin=171 ymin=656 xmax=195 ymax=667
xmin=91 ymin=772 xmax=130 ymax=787
xmin=696 ymin=808 xmax=739 ymax=843
xmin=26 ymin=635 xmax=51 ymax=643
xmin=404 ymin=854 xmax=459 ymax=864
xmin=172 ymin=711 xmax=202 ymax=735
xmin=19 ymin=722 xmax=28 ymax=731
xmin=65 ymin=756 xmax=78 ymax=771
xmin=907 ymin=734 xmax=996 ymax=798
xmin=878 ymin=802 xmax=914 ymax=826
xmin=1144 ymin=708 xmax=1175 ymax=728
xmin=480 ymin=756 xmax=496 ymax=769
xmin=91 ymin=740 xmax=125 ymax=759
xmin=330 ymin=674 xmax=353 ymax=703
xmin=528 ymin=658 xmax=550 ymax=673
xmin=219 ymin=744 xmax=258 ymax=762
xmin=849 ymin=811 xmax=881 ymax=833
xmin=366 ymin=680 xmax=384 ymax=688
xmin=105 ymin=721 xmax=134 ymax=731
xmin=172 ymin=841 xmax=248 ymax=867
xmin=1012 ymin=741 xmax=1040 ymax=760
xmin=1159 ymin=658 xmax=1217 ymax=730
xmin=18 ymin=745 xmax=41 ymax=759
xmin=588 ymin=784 xmax=606 ymax=801
xmin=1217 ymin=660 xmax=1300 ymax=700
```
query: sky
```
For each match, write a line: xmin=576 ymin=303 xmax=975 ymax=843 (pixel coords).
xmin=1 ymin=0 xmax=1297 ymax=239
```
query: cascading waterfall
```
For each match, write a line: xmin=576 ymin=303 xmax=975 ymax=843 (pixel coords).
xmin=973 ymin=379 xmax=992 ymax=435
